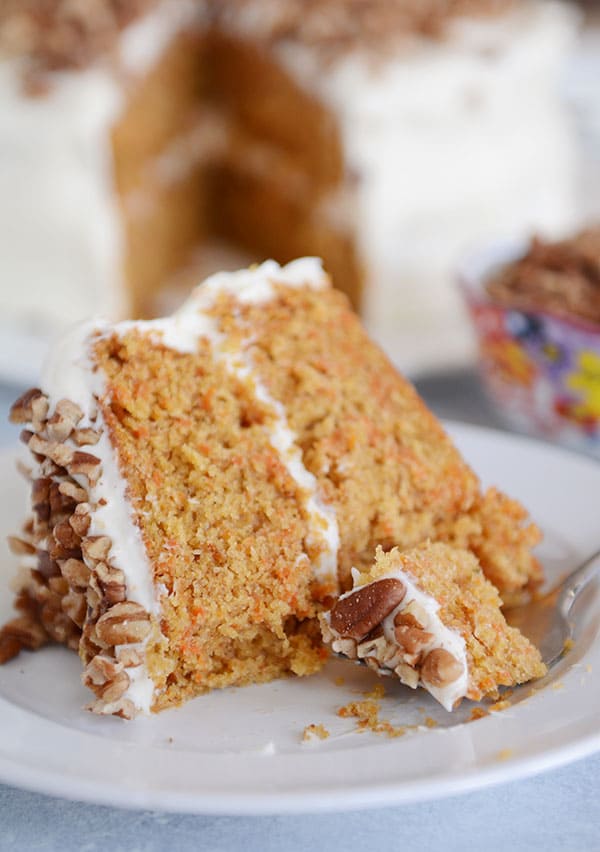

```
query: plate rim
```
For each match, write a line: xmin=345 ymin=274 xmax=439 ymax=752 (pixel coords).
xmin=0 ymin=421 xmax=599 ymax=815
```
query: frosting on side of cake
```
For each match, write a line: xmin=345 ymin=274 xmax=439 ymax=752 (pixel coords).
xmin=41 ymin=321 xmax=160 ymax=715
xmin=322 ymin=568 xmax=469 ymax=711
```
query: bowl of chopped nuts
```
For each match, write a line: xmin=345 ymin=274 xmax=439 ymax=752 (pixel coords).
xmin=459 ymin=226 xmax=600 ymax=457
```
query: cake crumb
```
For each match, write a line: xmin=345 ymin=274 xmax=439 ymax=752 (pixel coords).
xmin=563 ymin=638 xmax=575 ymax=653
xmin=470 ymin=707 xmax=489 ymax=721
xmin=496 ymin=748 xmax=514 ymax=762
xmin=489 ymin=699 xmax=511 ymax=712
xmin=302 ymin=723 xmax=330 ymax=743
xmin=364 ymin=683 xmax=386 ymax=700
xmin=585 ymin=664 xmax=592 ymax=673
xmin=334 ymin=676 xmax=345 ymax=687
xmin=424 ymin=716 xmax=438 ymax=729
xmin=337 ymin=699 xmax=405 ymax=738
xmin=551 ymin=681 xmax=565 ymax=691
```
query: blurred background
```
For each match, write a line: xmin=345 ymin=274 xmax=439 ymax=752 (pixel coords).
xmin=0 ymin=0 xmax=599 ymax=447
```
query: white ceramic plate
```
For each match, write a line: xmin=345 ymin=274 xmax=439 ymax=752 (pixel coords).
xmin=0 ymin=423 xmax=599 ymax=815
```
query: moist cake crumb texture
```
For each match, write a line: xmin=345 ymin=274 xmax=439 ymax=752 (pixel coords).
xmin=1 ymin=259 xmax=546 ymax=717
xmin=322 ymin=543 xmax=546 ymax=710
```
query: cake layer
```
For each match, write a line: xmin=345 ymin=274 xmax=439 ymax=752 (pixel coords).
xmin=321 ymin=543 xmax=546 ymax=710
xmin=1 ymin=258 xmax=544 ymax=718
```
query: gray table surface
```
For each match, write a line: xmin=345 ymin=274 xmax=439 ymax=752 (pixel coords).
xmin=0 ymin=373 xmax=599 ymax=852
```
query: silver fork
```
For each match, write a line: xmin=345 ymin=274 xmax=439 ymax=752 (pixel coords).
xmin=505 ymin=549 xmax=600 ymax=667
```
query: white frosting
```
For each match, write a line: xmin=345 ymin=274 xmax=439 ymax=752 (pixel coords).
xmin=239 ymin=372 xmax=339 ymax=583
xmin=379 ymin=572 xmax=469 ymax=712
xmin=41 ymin=321 xmax=160 ymax=714
xmin=0 ymin=0 xmax=199 ymax=354
xmin=327 ymin=568 xmax=469 ymax=712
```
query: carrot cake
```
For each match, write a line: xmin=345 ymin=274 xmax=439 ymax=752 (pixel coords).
xmin=321 ymin=543 xmax=546 ymax=711
xmin=0 ymin=0 xmax=578 ymax=375
xmin=1 ymin=258 xmax=543 ymax=718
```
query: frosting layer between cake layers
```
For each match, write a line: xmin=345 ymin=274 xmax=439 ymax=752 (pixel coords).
xmin=39 ymin=258 xmax=340 ymax=715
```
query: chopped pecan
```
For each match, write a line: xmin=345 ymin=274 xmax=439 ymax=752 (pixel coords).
xmin=82 ymin=535 xmax=111 ymax=564
xmin=94 ymin=601 xmax=151 ymax=646
xmin=48 ymin=483 xmax=73 ymax=516
xmin=16 ymin=460 xmax=32 ymax=481
xmin=31 ymin=476 xmax=52 ymax=511
xmin=331 ymin=637 xmax=358 ymax=659
xmin=87 ymin=697 xmax=136 ymax=720
xmin=58 ymin=481 xmax=88 ymax=503
xmin=83 ymin=654 xmax=123 ymax=690
xmin=396 ymin=601 xmax=429 ymax=629
xmin=356 ymin=635 xmax=387 ymax=660
xmin=60 ymin=557 xmax=90 ymax=590
xmin=40 ymin=605 xmax=78 ymax=646
xmin=53 ymin=519 xmax=81 ymax=551
xmin=48 ymin=575 xmax=69 ymax=596
xmin=394 ymin=661 xmax=419 ymax=689
xmin=20 ymin=429 xmax=34 ymax=447
xmin=51 ymin=444 xmax=76 ymax=468
xmin=421 ymin=649 xmax=464 ymax=688
xmin=62 ymin=590 xmax=86 ymax=627
xmin=7 ymin=535 xmax=35 ymax=556
xmin=0 ymin=615 xmax=48 ymax=656
xmin=329 ymin=579 xmax=406 ymax=640
xmin=80 ymin=623 xmax=102 ymax=661
xmin=49 ymin=538 xmax=81 ymax=562
xmin=46 ymin=399 xmax=83 ymax=441
xmin=39 ymin=458 xmax=67 ymax=478
xmin=94 ymin=562 xmax=126 ymax=605
xmin=31 ymin=395 xmax=50 ymax=432
xmin=37 ymin=551 xmax=61 ymax=579
xmin=9 ymin=388 xmax=44 ymax=424
xmin=86 ymin=581 xmax=104 ymax=622
xmin=394 ymin=624 xmax=434 ymax=656
xmin=116 ymin=646 xmax=143 ymax=668
xmin=69 ymin=503 xmax=91 ymax=537
xmin=69 ymin=451 xmax=101 ymax=485
xmin=72 ymin=427 xmax=100 ymax=446
xmin=0 ymin=633 xmax=22 ymax=664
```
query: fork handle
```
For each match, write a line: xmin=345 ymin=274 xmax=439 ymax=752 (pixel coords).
xmin=558 ymin=549 xmax=600 ymax=619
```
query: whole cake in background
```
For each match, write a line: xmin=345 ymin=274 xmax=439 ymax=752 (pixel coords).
xmin=0 ymin=0 xmax=578 ymax=376
xmin=1 ymin=259 xmax=544 ymax=718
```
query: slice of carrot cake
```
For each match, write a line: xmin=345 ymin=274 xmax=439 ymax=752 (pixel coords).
xmin=321 ymin=543 xmax=546 ymax=710
xmin=1 ymin=258 xmax=543 ymax=717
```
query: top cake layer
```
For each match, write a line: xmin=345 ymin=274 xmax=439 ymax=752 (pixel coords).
xmin=486 ymin=226 xmax=600 ymax=326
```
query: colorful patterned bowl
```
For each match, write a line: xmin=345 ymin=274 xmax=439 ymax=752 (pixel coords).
xmin=460 ymin=240 xmax=600 ymax=457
